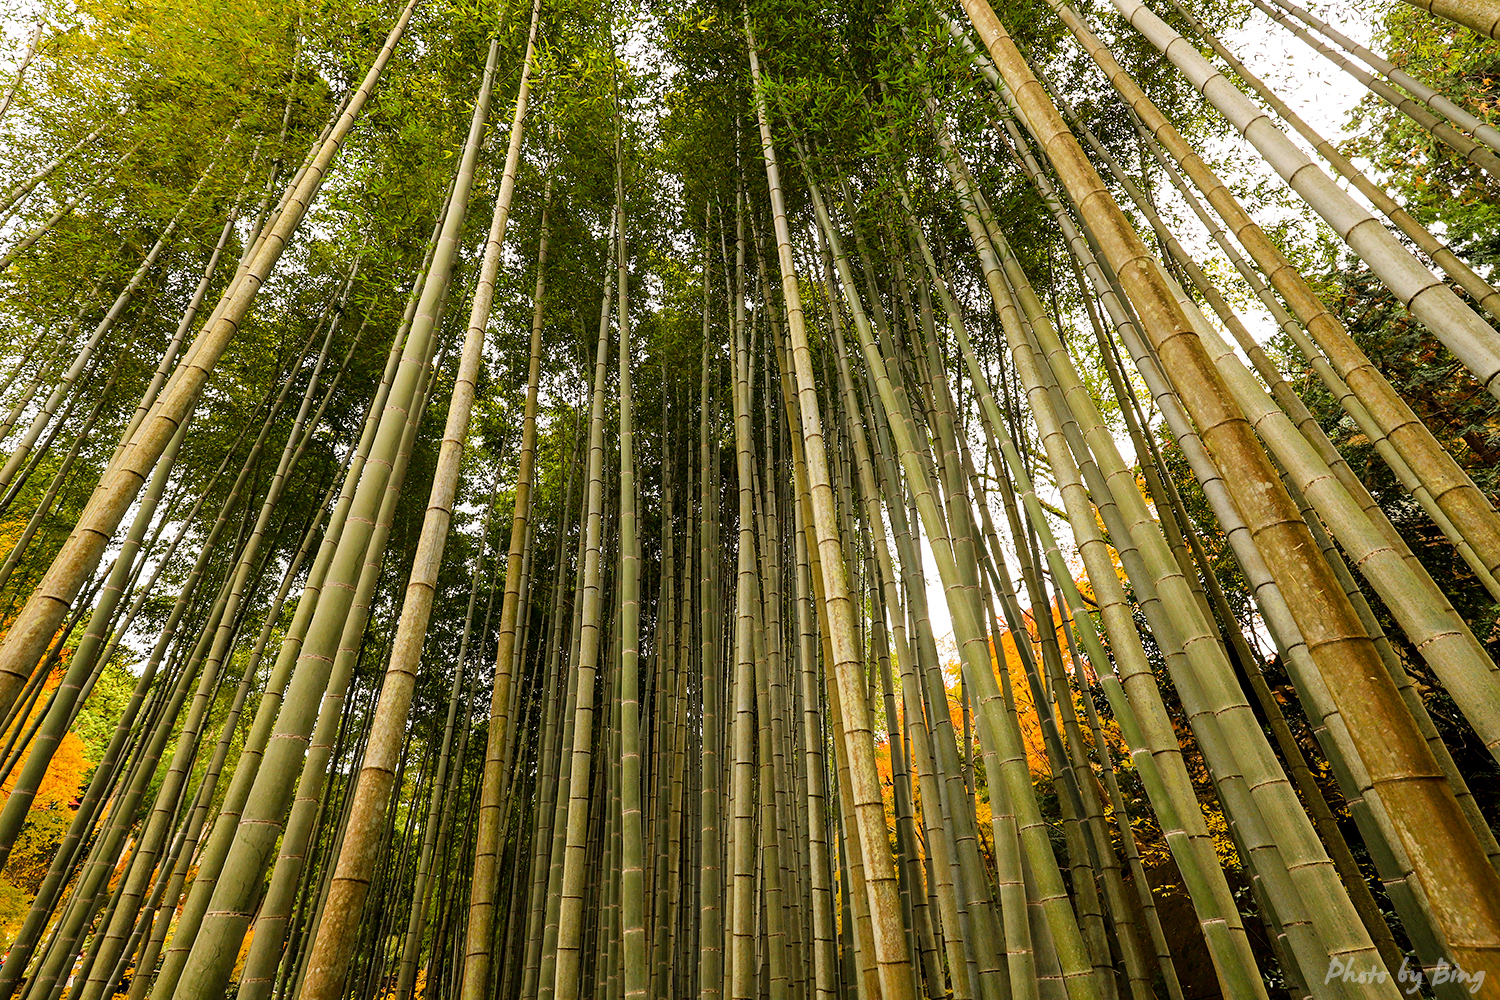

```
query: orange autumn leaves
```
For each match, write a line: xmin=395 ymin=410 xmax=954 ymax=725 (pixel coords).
xmin=0 ymin=626 xmax=94 ymax=938
xmin=871 ymin=575 xmax=1115 ymax=834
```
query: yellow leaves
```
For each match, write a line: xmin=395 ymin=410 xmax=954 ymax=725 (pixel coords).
xmin=992 ymin=632 xmax=1053 ymax=781
xmin=231 ymin=923 xmax=257 ymax=985
xmin=0 ymin=666 xmax=90 ymax=809
xmin=5 ymin=731 xmax=88 ymax=813
xmin=1200 ymin=800 xmax=1242 ymax=873
xmin=0 ymin=661 xmax=99 ymax=917
xmin=0 ymin=877 xmax=27 ymax=941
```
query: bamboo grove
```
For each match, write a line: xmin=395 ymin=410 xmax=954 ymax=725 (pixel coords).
xmin=0 ymin=0 xmax=1498 ymax=996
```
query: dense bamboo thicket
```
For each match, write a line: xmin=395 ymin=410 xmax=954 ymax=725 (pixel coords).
xmin=0 ymin=0 xmax=1498 ymax=997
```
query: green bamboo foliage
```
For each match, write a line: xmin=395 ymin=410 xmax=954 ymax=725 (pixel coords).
xmin=1 ymin=1 xmax=1499 ymax=998
xmin=0 ymin=0 xmax=421 ymax=716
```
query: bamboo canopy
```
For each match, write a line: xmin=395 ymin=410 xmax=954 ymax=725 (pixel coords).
xmin=0 ymin=0 xmax=1497 ymax=998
